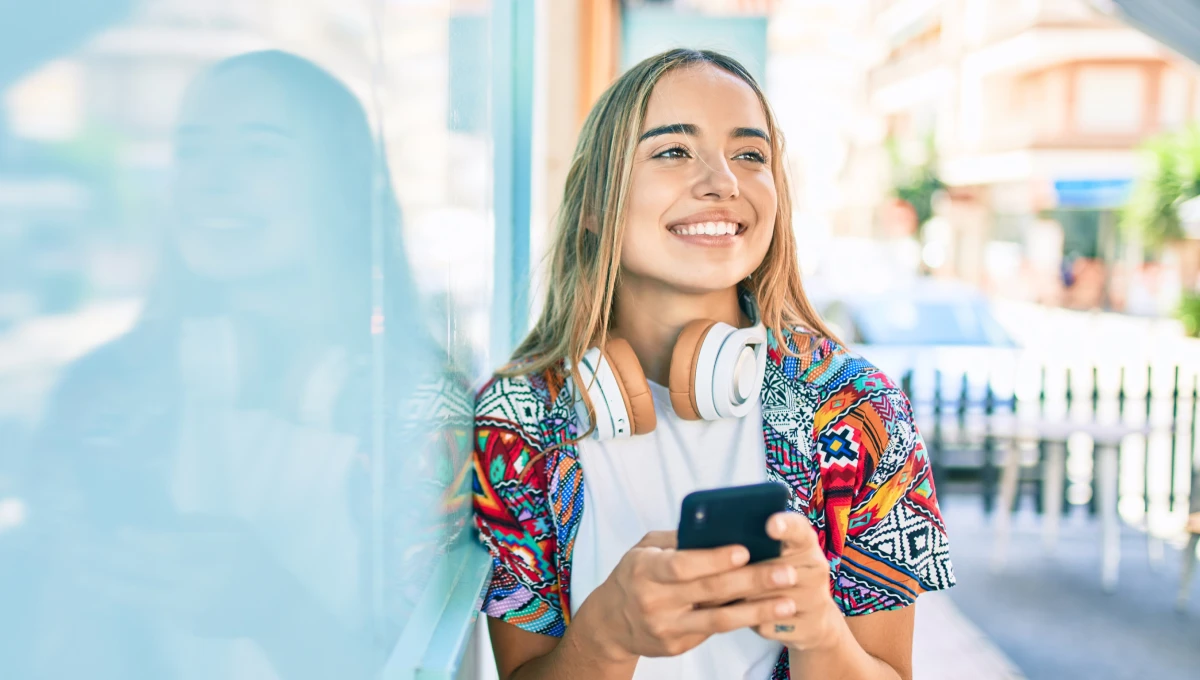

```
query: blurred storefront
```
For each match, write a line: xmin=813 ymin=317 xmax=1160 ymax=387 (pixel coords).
xmin=856 ymin=0 xmax=1200 ymax=310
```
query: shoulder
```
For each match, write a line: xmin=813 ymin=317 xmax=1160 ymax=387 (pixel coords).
xmin=475 ymin=361 xmax=570 ymax=455
xmin=45 ymin=327 xmax=174 ymax=420
xmin=30 ymin=326 xmax=178 ymax=464
xmin=773 ymin=328 xmax=902 ymax=403
xmin=60 ymin=327 xmax=168 ymax=388
xmin=770 ymin=328 xmax=915 ymax=454
xmin=476 ymin=364 xmax=558 ymax=426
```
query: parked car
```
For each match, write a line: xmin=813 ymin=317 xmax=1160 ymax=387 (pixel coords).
xmin=808 ymin=278 xmax=1021 ymax=413
xmin=808 ymin=278 xmax=1029 ymax=493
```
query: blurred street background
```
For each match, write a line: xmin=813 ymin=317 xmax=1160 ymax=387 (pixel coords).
xmin=2 ymin=1 xmax=1200 ymax=679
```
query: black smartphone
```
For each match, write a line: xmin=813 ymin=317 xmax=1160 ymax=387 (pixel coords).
xmin=677 ymin=481 xmax=790 ymax=564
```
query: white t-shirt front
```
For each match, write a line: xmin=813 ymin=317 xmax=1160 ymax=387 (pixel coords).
xmin=569 ymin=380 xmax=785 ymax=679
xmin=161 ymin=320 xmax=362 ymax=680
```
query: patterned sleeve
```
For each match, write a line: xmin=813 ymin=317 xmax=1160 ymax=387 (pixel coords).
xmin=472 ymin=377 xmax=567 ymax=637
xmin=814 ymin=363 xmax=956 ymax=616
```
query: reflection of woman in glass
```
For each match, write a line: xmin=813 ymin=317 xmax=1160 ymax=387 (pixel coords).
xmin=29 ymin=50 xmax=440 ymax=679
xmin=473 ymin=49 xmax=955 ymax=679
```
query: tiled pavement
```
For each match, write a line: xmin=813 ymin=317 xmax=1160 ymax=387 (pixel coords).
xmin=938 ymin=494 xmax=1200 ymax=680
xmin=914 ymin=591 xmax=1025 ymax=680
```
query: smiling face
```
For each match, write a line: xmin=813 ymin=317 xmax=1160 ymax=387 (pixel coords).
xmin=618 ymin=63 xmax=778 ymax=295
xmin=170 ymin=64 xmax=320 ymax=282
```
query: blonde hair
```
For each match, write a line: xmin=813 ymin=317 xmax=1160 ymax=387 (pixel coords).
xmin=504 ymin=48 xmax=838 ymax=385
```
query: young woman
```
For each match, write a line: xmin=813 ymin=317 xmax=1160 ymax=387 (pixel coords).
xmin=23 ymin=50 xmax=454 ymax=679
xmin=473 ymin=49 xmax=955 ymax=679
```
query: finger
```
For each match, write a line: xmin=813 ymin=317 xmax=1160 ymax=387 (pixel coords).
xmin=649 ymin=543 xmax=750 ymax=583
xmin=684 ymin=561 xmax=797 ymax=606
xmin=766 ymin=512 xmax=821 ymax=553
xmin=680 ymin=596 xmax=797 ymax=635
xmin=756 ymin=619 xmax=802 ymax=642
xmin=755 ymin=610 xmax=823 ymax=642
xmin=636 ymin=530 xmax=678 ymax=550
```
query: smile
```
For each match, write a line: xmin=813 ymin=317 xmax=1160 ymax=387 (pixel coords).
xmin=667 ymin=221 xmax=745 ymax=237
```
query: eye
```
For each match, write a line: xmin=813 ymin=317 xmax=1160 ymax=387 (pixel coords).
xmin=653 ymin=145 xmax=691 ymax=160
xmin=735 ymin=150 xmax=768 ymax=164
xmin=234 ymin=139 xmax=291 ymax=164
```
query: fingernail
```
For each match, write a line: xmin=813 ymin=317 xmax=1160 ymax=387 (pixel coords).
xmin=731 ymin=547 xmax=750 ymax=565
xmin=775 ymin=600 xmax=797 ymax=617
xmin=773 ymin=516 xmax=787 ymax=534
xmin=773 ymin=566 xmax=797 ymax=586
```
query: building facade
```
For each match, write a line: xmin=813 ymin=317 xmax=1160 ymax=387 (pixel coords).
xmin=859 ymin=0 xmax=1200 ymax=310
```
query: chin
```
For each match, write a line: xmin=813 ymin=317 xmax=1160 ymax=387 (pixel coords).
xmin=178 ymin=248 xmax=268 ymax=282
xmin=663 ymin=275 xmax=748 ymax=296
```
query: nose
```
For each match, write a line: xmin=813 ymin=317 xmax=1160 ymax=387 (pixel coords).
xmin=693 ymin=155 xmax=738 ymax=201
xmin=185 ymin=148 xmax=240 ymax=197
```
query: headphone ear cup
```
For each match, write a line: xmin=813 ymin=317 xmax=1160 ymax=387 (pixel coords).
xmin=601 ymin=338 xmax=657 ymax=435
xmin=573 ymin=347 xmax=626 ymax=440
xmin=708 ymin=325 xmax=767 ymax=419
xmin=668 ymin=319 xmax=718 ymax=420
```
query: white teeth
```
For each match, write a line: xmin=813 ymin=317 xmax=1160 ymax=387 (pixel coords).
xmin=669 ymin=221 xmax=741 ymax=236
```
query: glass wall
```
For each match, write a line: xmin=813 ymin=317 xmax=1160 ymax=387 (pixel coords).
xmin=0 ymin=0 xmax=500 ymax=677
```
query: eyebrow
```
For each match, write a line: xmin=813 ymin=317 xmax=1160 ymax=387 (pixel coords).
xmin=241 ymin=123 xmax=294 ymax=138
xmin=732 ymin=127 xmax=770 ymax=142
xmin=638 ymin=123 xmax=770 ymax=143
xmin=639 ymin=123 xmax=697 ymax=141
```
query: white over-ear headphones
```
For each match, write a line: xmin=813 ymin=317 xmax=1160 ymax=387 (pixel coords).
xmin=571 ymin=315 xmax=768 ymax=441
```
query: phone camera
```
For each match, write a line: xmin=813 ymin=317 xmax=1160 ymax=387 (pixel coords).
xmin=694 ymin=506 xmax=707 ymax=524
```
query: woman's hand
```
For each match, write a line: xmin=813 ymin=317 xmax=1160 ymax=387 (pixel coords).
xmin=581 ymin=530 xmax=803 ymax=662
xmin=752 ymin=512 xmax=846 ymax=652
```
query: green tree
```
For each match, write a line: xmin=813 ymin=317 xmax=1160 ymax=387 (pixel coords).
xmin=887 ymin=133 xmax=943 ymax=236
xmin=1122 ymin=125 xmax=1200 ymax=250
xmin=1122 ymin=124 xmax=1200 ymax=335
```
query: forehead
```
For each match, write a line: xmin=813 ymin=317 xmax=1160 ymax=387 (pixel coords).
xmin=642 ymin=64 xmax=767 ymax=131
xmin=178 ymin=65 xmax=299 ymax=131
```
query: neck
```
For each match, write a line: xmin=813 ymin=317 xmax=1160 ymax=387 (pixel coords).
xmin=609 ymin=279 xmax=746 ymax=386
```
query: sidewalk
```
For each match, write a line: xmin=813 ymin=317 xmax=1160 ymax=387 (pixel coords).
xmin=941 ymin=494 xmax=1200 ymax=680
xmin=914 ymin=591 xmax=1025 ymax=680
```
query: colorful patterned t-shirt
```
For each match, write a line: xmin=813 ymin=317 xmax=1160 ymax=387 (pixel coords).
xmin=472 ymin=328 xmax=956 ymax=678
